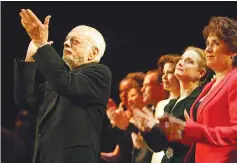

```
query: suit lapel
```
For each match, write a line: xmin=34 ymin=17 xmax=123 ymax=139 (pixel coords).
xmin=39 ymin=89 xmax=58 ymax=125
xmin=197 ymin=67 xmax=237 ymax=122
xmin=189 ymin=83 xmax=213 ymax=120
xmin=164 ymin=99 xmax=178 ymax=114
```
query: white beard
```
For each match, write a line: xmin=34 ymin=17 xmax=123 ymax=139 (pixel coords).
xmin=62 ymin=55 xmax=86 ymax=68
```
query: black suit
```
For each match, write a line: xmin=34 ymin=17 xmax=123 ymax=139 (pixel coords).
xmin=14 ymin=45 xmax=112 ymax=163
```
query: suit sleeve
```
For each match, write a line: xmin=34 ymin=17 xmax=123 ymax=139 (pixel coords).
xmin=14 ymin=59 xmax=45 ymax=108
xmin=141 ymin=124 xmax=169 ymax=152
xmin=33 ymin=45 xmax=112 ymax=102
xmin=183 ymin=76 xmax=237 ymax=146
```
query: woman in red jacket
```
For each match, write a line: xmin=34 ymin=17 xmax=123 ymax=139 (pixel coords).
xmin=161 ymin=16 xmax=237 ymax=163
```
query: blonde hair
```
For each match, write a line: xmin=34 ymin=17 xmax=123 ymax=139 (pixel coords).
xmin=184 ymin=46 xmax=210 ymax=85
xmin=184 ymin=46 xmax=207 ymax=70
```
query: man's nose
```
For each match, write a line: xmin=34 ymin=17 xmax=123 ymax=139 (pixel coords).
xmin=162 ymin=73 xmax=167 ymax=80
xmin=64 ymin=39 xmax=71 ymax=48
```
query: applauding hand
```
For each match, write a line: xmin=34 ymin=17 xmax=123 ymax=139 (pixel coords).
xmin=19 ymin=9 xmax=51 ymax=48
xmin=158 ymin=110 xmax=189 ymax=141
xmin=132 ymin=107 xmax=158 ymax=132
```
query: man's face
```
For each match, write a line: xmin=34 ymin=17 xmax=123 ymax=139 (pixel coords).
xmin=119 ymin=79 xmax=133 ymax=108
xmin=63 ymin=28 xmax=95 ymax=68
xmin=141 ymin=73 xmax=162 ymax=105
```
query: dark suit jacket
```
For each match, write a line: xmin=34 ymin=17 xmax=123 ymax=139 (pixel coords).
xmin=110 ymin=115 xmax=153 ymax=163
xmin=14 ymin=45 xmax=112 ymax=163
xmin=142 ymin=86 xmax=203 ymax=163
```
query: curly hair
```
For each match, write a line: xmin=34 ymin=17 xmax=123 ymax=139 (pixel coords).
xmin=126 ymin=72 xmax=145 ymax=90
xmin=157 ymin=54 xmax=181 ymax=74
xmin=203 ymin=16 xmax=237 ymax=66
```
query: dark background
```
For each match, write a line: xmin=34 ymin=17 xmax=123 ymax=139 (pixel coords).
xmin=2 ymin=1 xmax=237 ymax=130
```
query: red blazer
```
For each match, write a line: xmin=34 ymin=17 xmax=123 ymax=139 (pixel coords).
xmin=183 ymin=67 xmax=237 ymax=163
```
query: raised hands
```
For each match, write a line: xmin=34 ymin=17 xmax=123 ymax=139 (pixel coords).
xmin=106 ymin=98 xmax=118 ymax=122
xmin=131 ymin=132 xmax=144 ymax=149
xmin=158 ymin=110 xmax=189 ymax=142
xmin=25 ymin=41 xmax=38 ymax=62
xmin=106 ymin=98 xmax=130 ymax=130
xmin=25 ymin=40 xmax=54 ymax=62
xmin=112 ymin=108 xmax=130 ymax=130
xmin=132 ymin=107 xmax=158 ymax=132
xmin=19 ymin=9 xmax=51 ymax=47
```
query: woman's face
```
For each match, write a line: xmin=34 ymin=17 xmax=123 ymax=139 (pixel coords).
xmin=174 ymin=50 xmax=203 ymax=82
xmin=162 ymin=62 xmax=180 ymax=91
xmin=205 ymin=35 xmax=234 ymax=71
xmin=127 ymin=88 xmax=144 ymax=110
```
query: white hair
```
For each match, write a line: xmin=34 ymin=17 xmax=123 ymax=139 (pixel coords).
xmin=72 ymin=25 xmax=106 ymax=62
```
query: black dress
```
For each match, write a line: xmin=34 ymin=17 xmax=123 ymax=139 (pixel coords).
xmin=142 ymin=86 xmax=203 ymax=163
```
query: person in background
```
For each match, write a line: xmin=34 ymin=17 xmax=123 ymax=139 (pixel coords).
xmin=101 ymin=72 xmax=145 ymax=163
xmin=151 ymin=54 xmax=181 ymax=163
xmin=161 ymin=16 xmax=237 ymax=163
xmin=123 ymin=46 xmax=208 ymax=163
xmin=13 ymin=109 xmax=35 ymax=163
xmin=141 ymin=69 xmax=167 ymax=113
xmin=2 ymin=127 xmax=27 ymax=163
xmin=127 ymin=86 xmax=152 ymax=163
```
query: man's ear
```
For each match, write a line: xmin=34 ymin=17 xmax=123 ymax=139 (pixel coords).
xmin=88 ymin=47 xmax=98 ymax=61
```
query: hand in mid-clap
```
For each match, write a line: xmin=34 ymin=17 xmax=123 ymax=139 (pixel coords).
xmin=106 ymin=98 xmax=117 ymax=121
xmin=112 ymin=108 xmax=130 ymax=130
xmin=131 ymin=132 xmax=144 ymax=149
xmin=25 ymin=40 xmax=54 ymax=62
xmin=25 ymin=41 xmax=38 ymax=62
xmin=159 ymin=110 xmax=190 ymax=141
xmin=132 ymin=107 xmax=158 ymax=133
xmin=19 ymin=9 xmax=51 ymax=47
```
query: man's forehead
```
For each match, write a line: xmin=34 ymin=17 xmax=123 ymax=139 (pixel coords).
xmin=67 ymin=30 xmax=87 ymax=38
xmin=144 ymin=73 xmax=156 ymax=83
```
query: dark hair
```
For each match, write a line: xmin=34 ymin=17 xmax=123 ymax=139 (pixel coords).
xmin=157 ymin=54 xmax=181 ymax=74
xmin=145 ymin=69 xmax=162 ymax=84
xmin=123 ymin=72 xmax=145 ymax=90
xmin=203 ymin=16 xmax=237 ymax=67
xmin=202 ymin=68 xmax=216 ymax=86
